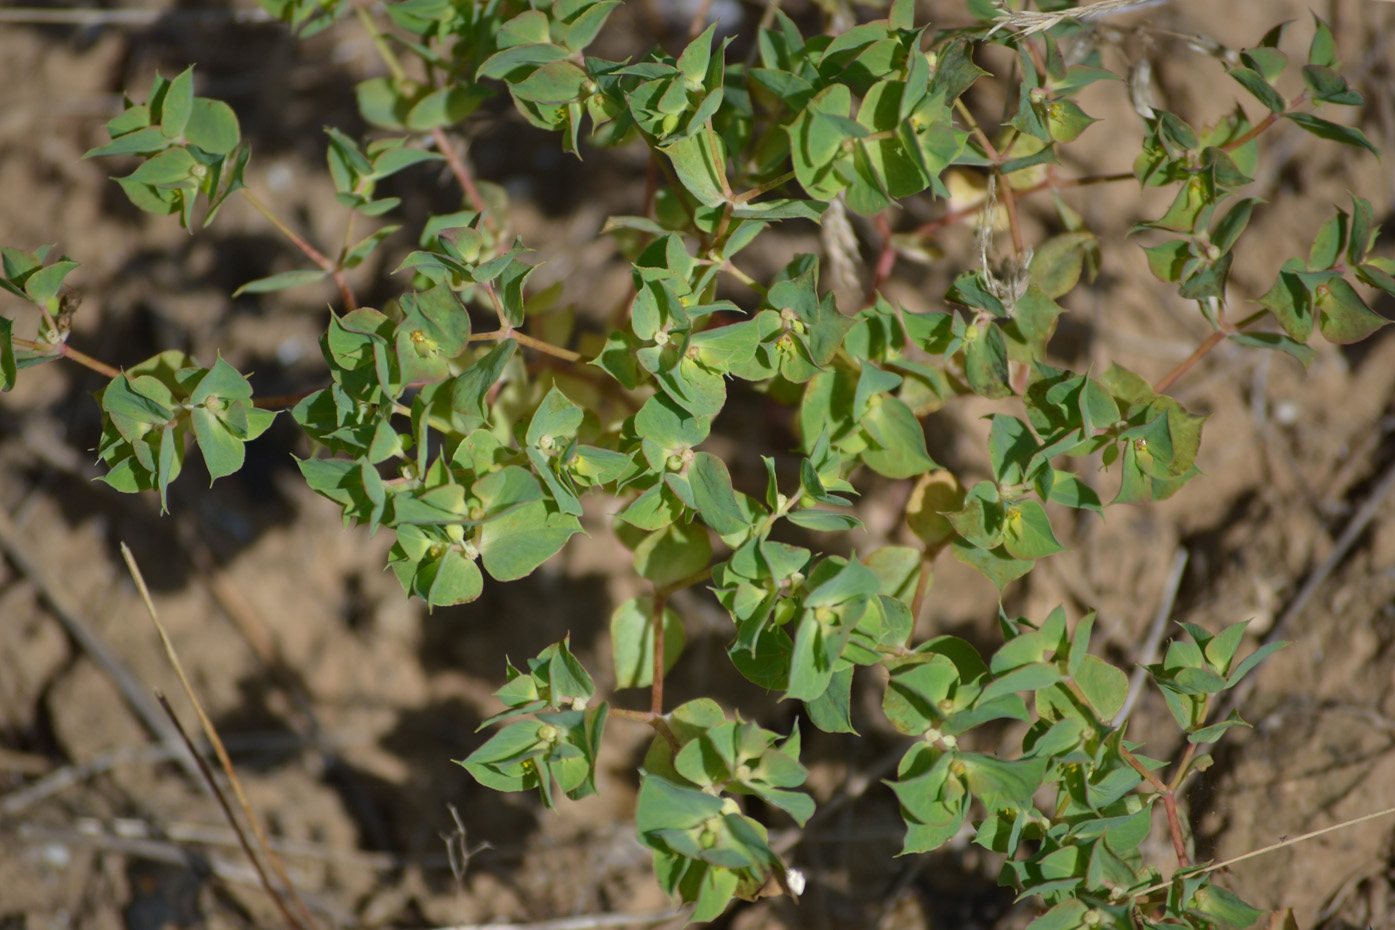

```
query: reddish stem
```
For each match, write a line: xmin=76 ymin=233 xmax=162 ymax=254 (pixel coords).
xmin=1222 ymin=95 xmax=1303 ymax=153
xmin=432 ymin=127 xmax=495 ymax=231
xmin=1152 ymin=309 xmax=1266 ymax=394
xmin=238 ymin=189 xmax=357 ymax=312
xmin=1121 ymin=746 xmax=1191 ymax=868
xmin=60 ymin=343 xmax=120 ymax=379
xmin=865 ymin=211 xmax=898 ymax=306
xmin=11 ymin=338 xmax=119 ymax=379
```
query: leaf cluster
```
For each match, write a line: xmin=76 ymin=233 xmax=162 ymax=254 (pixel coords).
xmin=3 ymin=2 xmax=1390 ymax=927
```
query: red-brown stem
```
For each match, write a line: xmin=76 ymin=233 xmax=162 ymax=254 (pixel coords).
xmin=650 ymin=591 xmax=668 ymax=717
xmin=952 ymin=101 xmax=1026 ymax=257
xmin=866 ymin=211 xmax=898 ymax=306
xmin=431 ymin=126 xmax=495 ymax=231
xmin=1152 ymin=308 xmax=1267 ymax=394
xmin=10 ymin=338 xmax=119 ymax=379
xmin=238 ymin=189 xmax=357 ymax=311
xmin=63 ymin=343 xmax=120 ymax=378
xmin=1121 ymin=746 xmax=1192 ymax=868
xmin=1223 ymin=95 xmax=1303 ymax=153
xmin=1153 ymin=330 xmax=1226 ymax=394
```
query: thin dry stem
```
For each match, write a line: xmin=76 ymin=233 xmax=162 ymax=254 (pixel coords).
xmin=121 ymin=542 xmax=322 ymax=930
xmin=1135 ymin=804 xmax=1395 ymax=899
xmin=153 ymin=691 xmax=312 ymax=930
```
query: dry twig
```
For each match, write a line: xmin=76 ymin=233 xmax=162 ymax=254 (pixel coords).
xmin=122 ymin=543 xmax=322 ymax=930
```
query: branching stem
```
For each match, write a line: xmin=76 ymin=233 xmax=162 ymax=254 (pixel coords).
xmin=237 ymin=189 xmax=357 ymax=311
xmin=1152 ymin=308 xmax=1266 ymax=394
xmin=1120 ymin=746 xmax=1191 ymax=868
xmin=12 ymin=337 xmax=121 ymax=379
xmin=471 ymin=329 xmax=582 ymax=363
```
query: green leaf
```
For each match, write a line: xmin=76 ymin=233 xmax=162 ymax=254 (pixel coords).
xmin=1308 ymin=13 xmax=1336 ymax=68
xmin=160 ymin=67 xmax=195 ymax=139
xmin=527 ymin=386 xmax=584 ymax=448
xmin=859 ymin=396 xmax=936 ymax=479
xmin=1001 ymin=500 xmax=1064 ymax=560
xmin=1227 ymin=331 xmax=1314 ymax=368
xmin=1317 ymin=277 xmax=1388 ymax=344
xmin=0 ymin=317 xmax=17 ymax=390
xmin=689 ymin=452 xmax=751 ymax=535
xmin=1308 ymin=212 xmax=1347 ymax=270
xmin=1029 ymin=231 xmax=1096 ymax=299
xmin=125 ymin=147 xmax=197 ymax=186
xmin=949 ymin=538 xmax=1032 ymax=590
xmin=478 ymin=501 xmax=582 ymax=581
xmin=786 ymin=509 xmax=861 ymax=532
xmin=1074 ymin=653 xmax=1128 ymax=720
xmin=451 ymin=340 xmax=517 ymax=419
xmin=987 ymin=415 xmax=1038 ymax=486
xmin=964 ymin=324 xmax=1012 ymax=399
xmin=661 ymin=128 xmax=730 ymax=208
xmin=634 ymin=520 xmax=711 ymax=587
xmin=1284 ymin=112 xmax=1378 ymax=156
xmin=611 ymin=597 xmax=685 ymax=689
xmin=406 ymin=84 xmax=483 ymax=130
xmin=422 ymin=548 xmax=485 ymax=607
xmin=86 ymin=125 xmax=170 ymax=159
xmin=233 ymin=268 xmax=329 ymax=296
xmin=1226 ymin=67 xmax=1286 ymax=113
xmin=21 ymin=260 xmax=79 ymax=304
xmin=510 ymin=60 xmax=588 ymax=105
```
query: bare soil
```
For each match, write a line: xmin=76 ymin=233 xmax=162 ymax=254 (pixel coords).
xmin=2 ymin=2 xmax=1395 ymax=929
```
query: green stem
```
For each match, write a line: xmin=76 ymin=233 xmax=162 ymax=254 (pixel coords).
xmin=650 ymin=591 xmax=668 ymax=716
xmin=732 ymin=170 xmax=796 ymax=205
xmin=470 ymin=328 xmax=582 ymax=363
xmin=355 ymin=3 xmax=407 ymax=83
xmin=722 ymin=260 xmax=767 ymax=297
xmin=657 ymin=566 xmax=712 ymax=598
xmin=12 ymin=337 xmax=120 ymax=379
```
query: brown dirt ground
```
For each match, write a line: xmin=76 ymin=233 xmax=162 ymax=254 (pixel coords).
xmin=2 ymin=2 xmax=1395 ymax=929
